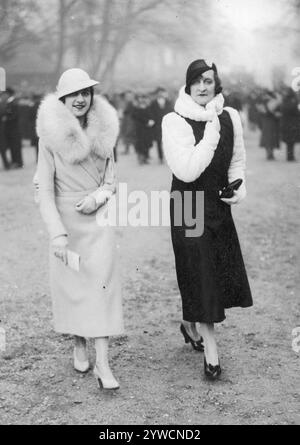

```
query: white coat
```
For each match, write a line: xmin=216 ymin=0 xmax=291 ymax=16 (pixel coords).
xmin=36 ymin=94 xmax=124 ymax=337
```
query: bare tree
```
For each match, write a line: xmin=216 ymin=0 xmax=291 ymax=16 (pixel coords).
xmin=67 ymin=0 xmax=165 ymax=77
xmin=0 ymin=0 xmax=214 ymax=87
xmin=64 ymin=0 xmax=209 ymax=85
xmin=54 ymin=0 xmax=79 ymax=77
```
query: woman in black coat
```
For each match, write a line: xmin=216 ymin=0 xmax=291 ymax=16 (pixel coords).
xmin=280 ymin=87 xmax=299 ymax=161
xmin=132 ymin=94 xmax=153 ymax=164
xmin=162 ymin=60 xmax=252 ymax=380
xmin=257 ymin=90 xmax=281 ymax=160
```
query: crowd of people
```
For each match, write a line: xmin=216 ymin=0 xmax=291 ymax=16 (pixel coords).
xmin=0 ymin=88 xmax=41 ymax=170
xmin=108 ymin=87 xmax=173 ymax=164
xmin=112 ymin=84 xmax=300 ymax=165
xmin=1 ymin=80 xmax=299 ymax=172
xmin=0 ymin=85 xmax=174 ymax=169
xmin=247 ymin=86 xmax=300 ymax=161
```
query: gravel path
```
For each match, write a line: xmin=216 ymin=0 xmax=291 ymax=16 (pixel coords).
xmin=0 ymin=130 xmax=299 ymax=425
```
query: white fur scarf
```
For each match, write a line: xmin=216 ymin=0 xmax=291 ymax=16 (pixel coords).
xmin=36 ymin=94 xmax=119 ymax=163
xmin=174 ymin=86 xmax=224 ymax=121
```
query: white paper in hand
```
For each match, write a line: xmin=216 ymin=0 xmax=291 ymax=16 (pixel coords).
xmin=67 ymin=250 xmax=80 ymax=272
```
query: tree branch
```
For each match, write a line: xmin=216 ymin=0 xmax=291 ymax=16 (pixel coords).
xmin=91 ymin=0 xmax=114 ymax=75
xmin=132 ymin=0 xmax=163 ymax=18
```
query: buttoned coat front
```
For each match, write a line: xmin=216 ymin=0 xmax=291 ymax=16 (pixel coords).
xmin=36 ymin=94 xmax=124 ymax=337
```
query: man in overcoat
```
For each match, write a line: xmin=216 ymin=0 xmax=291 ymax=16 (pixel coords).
xmin=149 ymin=87 xmax=173 ymax=163
xmin=0 ymin=95 xmax=9 ymax=169
xmin=2 ymin=87 xmax=23 ymax=168
xmin=280 ymin=87 xmax=299 ymax=161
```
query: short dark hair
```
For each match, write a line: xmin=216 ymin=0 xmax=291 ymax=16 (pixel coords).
xmin=59 ymin=87 xmax=94 ymax=128
xmin=185 ymin=72 xmax=222 ymax=96
xmin=59 ymin=86 xmax=94 ymax=106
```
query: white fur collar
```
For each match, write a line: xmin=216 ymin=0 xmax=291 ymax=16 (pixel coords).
xmin=36 ymin=94 xmax=119 ymax=163
xmin=174 ymin=86 xmax=224 ymax=121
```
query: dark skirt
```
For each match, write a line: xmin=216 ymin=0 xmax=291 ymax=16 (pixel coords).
xmin=171 ymin=190 xmax=253 ymax=323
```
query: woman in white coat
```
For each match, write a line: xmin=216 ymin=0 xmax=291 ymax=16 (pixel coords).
xmin=35 ymin=68 xmax=123 ymax=390
xmin=162 ymin=60 xmax=252 ymax=380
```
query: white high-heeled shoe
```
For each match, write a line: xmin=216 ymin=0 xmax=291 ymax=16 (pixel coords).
xmin=73 ymin=348 xmax=89 ymax=373
xmin=93 ymin=365 xmax=119 ymax=390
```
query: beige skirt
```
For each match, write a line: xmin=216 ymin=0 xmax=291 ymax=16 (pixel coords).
xmin=49 ymin=189 xmax=124 ymax=337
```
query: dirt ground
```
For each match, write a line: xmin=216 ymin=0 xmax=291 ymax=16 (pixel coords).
xmin=0 ymin=128 xmax=299 ymax=425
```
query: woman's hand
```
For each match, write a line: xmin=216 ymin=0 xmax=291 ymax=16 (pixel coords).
xmin=89 ymin=189 xmax=113 ymax=209
xmin=220 ymin=184 xmax=246 ymax=205
xmin=205 ymin=113 xmax=221 ymax=133
xmin=95 ymin=193 xmax=110 ymax=209
xmin=52 ymin=235 xmax=68 ymax=265
xmin=75 ymin=196 xmax=97 ymax=214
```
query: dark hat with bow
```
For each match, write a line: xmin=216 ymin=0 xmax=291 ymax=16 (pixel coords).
xmin=185 ymin=59 xmax=219 ymax=94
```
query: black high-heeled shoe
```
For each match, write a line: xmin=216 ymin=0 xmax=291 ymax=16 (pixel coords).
xmin=93 ymin=366 xmax=120 ymax=391
xmin=96 ymin=376 xmax=120 ymax=391
xmin=204 ymin=356 xmax=222 ymax=380
xmin=180 ymin=323 xmax=204 ymax=352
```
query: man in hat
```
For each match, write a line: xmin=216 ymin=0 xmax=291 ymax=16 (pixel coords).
xmin=149 ymin=87 xmax=173 ymax=163
xmin=132 ymin=93 xmax=153 ymax=164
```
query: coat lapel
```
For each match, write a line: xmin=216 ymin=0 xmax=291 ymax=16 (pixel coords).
xmin=79 ymin=157 xmax=101 ymax=186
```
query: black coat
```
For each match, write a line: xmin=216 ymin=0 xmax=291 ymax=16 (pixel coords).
xmin=120 ymin=102 xmax=136 ymax=144
xmin=170 ymin=110 xmax=252 ymax=323
xmin=0 ymin=100 xmax=6 ymax=146
xmin=4 ymin=98 xmax=20 ymax=129
xmin=149 ymin=99 xmax=173 ymax=140
xmin=259 ymin=101 xmax=280 ymax=149
xmin=280 ymin=93 xmax=300 ymax=145
xmin=131 ymin=105 xmax=153 ymax=152
xmin=3 ymin=97 xmax=22 ymax=165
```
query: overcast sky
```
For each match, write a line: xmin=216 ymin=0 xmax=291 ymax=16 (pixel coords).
xmin=210 ymin=0 xmax=296 ymax=85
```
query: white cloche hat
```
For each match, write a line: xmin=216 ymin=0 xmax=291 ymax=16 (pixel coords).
xmin=56 ymin=68 xmax=99 ymax=99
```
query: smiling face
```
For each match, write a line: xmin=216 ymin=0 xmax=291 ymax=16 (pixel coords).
xmin=190 ymin=70 xmax=216 ymax=106
xmin=64 ymin=88 xmax=92 ymax=119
